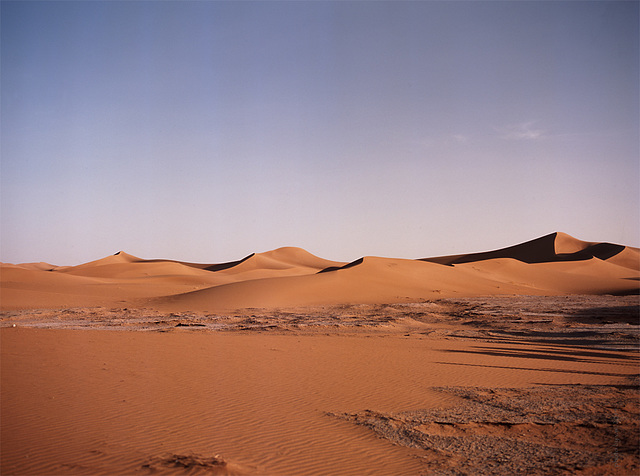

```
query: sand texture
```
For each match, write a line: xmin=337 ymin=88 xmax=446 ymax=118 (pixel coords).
xmin=1 ymin=233 xmax=639 ymax=475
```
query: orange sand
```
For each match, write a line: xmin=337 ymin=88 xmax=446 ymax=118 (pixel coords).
xmin=1 ymin=232 xmax=638 ymax=312
xmin=2 ymin=327 xmax=636 ymax=475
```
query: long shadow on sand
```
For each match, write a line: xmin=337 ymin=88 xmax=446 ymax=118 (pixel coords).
xmin=451 ymin=328 xmax=638 ymax=348
xmin=435 ymin=361 xmax=632 ymax=378
xmin=440 ymin=345 xmax=638 ymax=364
xmin=568 ymin=305 xmax=639 ymax=324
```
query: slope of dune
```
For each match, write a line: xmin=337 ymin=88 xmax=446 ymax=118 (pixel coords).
xmin=0 ymin=253 xmax=233 ymax=310
xmin=0 ymin=260 xmax=237 ymax=310
xmin=0 ymin=264 xmax=110 ymax=309
xmin=57 ymin=247 xmax=344 ymax=280
xmin=152 ymin=256 xmax=523 ymax=312
xmin=421 ymin=231 xmax=629 ymax=265
xmin=59 ymin=251 xmax=142 ymax=272
xmin=553 ymin=231 xmax=592 ymax=254
xmin=60 ymin=259 xmax=225 ymax=280
xmin=605 ymin=246 xmax=640 ymax=271
xmin=155 ymin=251 xmax=639 ymax=312
xmin=11 ymin=262 xmax=59 ymax=272
xmin=153 ymin=232 xmax=638 ymax=311
xmin=211 ymin=247 xmax=347 ymax=281
xmin=458 ymin=258 xmax=639 ymax=296
xmin=1 ymin=232 xmax=637 ymax=312
xmin=143 ymin=253 xmax=255 ymax=272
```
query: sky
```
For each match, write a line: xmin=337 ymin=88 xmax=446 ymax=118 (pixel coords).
xmin=1 ymin=0 xmax=638 ymax=265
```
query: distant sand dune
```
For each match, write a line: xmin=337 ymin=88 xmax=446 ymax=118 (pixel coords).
xmin=421 ymin=231 xmax=631 ymax=266
xmin=210 ymin=247 xmax=346 ymax=281
xmin=1 ymin=232 xmax=638 ymax=311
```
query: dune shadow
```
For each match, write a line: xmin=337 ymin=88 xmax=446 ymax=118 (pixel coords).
xmin=441 ymin=345 xmax=638 ymax=363
xmin=468 ymin=329 xmax=636 ymax=347
xmin=420 ymin=232 xmax=625 ymax=265
xmin=436 ymin=360 xmax=631 ymax=378
xmin=318 ymin=257 xmax=364 ymax=274
xmin=567 ymin=305 xmax=639 ymax=324
xmin=142 ymin=253 xmax=256 ymax=272
xmin=204 ymin=253 xmax=255 ymax=272
xmin=462 ymin=333 xmax=638 ymax=350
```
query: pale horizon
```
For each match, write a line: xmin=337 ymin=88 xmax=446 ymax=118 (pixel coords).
xmin=2 ymin=1 xmax=638 ymax=266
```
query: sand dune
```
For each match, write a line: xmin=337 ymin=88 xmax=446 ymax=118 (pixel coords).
xmin=0 ymin=257 xmax=231 ymax=310
xmin=56 ymin=250 xmax=142 ymax=272
xmin=422 ymin=231 xmax=630 ymax=265
xmin=9 ymin=262 xmax=59 ymax=272
xmin=1 ymin=232 xmax=637 ymax=312
xmin=604 ymin=245 xmax=640 ymax=270
xmin=155 ymin=257 xmax=521 ymax=311
xmin=206 ymin=246 xmax=346 ymax=281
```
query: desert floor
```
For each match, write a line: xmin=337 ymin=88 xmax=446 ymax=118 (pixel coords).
xmin=1 ymin=295 xmax=638 ymax=476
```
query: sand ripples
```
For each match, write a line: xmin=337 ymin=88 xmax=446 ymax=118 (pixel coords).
xmin=2 ymin=330 xmax=441 ymax=475
xmin=3 ymin=327 xmax=636 ymax=475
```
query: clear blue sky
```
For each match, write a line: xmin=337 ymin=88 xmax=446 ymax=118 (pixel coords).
xmin=2 ymin=1 xmax=638 ymax=265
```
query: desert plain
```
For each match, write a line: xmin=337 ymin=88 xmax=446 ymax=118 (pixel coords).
xmin=1 ymin=232 xmax=639 ymax=475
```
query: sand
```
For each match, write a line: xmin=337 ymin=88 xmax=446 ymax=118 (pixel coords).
xmin=1 ymin=232 xmax=638 ymax=475
xmin=1 ymin=232 xmax=638 ymax=312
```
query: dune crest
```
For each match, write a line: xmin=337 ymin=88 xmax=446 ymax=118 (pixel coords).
xmin=421 ymin=232 xmax=628 ymax=265
xmin=11 ymin=262 xmax=58 ymax=272
xmin=206 ymin=247 xmax=346 ymax=281
xmin=554 ymin=231 xmax=591 ymax=254
xmin=1 ymin=233 xmax=637 ymax=311
xmin=59 ymin=251 xmax=142 ymax=273
xmin=237 ymin=246 xmax=345 ymax=271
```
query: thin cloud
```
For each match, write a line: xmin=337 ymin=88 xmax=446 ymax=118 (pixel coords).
xmin=495 ymin=121 xmax=545 ymax=140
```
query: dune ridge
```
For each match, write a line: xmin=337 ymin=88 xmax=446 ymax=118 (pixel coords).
xmin=1 ymin=232 xmax=638 ymax=311
xmin=421 ymin=231 xmax=629 ymax=266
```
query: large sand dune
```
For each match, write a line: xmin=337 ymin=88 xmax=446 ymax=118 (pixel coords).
xmin=1 ymin=232 xmax=638 ymax=311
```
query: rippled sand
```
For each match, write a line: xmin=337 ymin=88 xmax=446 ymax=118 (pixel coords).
xmin=1 ymin=296 xmax=638 ymax=475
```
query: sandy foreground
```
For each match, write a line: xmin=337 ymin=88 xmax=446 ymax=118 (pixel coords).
xmin=1 ymin=296 xmax=638 ymax=476
xmin=1 ymin=233 xmax=639 ymax=475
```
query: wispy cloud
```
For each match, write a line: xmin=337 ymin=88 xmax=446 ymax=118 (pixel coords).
xmin=495 ymin=121 xmax=545 ymax=140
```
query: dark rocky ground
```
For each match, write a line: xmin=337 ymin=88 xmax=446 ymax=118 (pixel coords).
xmin=2 ymin=295 xmax=638 ymax=343
xmin=333 ymin=383 xmax=639 ymax=475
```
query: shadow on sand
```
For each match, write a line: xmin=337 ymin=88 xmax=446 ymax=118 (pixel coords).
xmin=436 ymin=360 xmax=632 ymax=378
xmin=568 ymin=305 xmax=639 ymax=324
xmin=440 ymin=344 xmax=638 ymax=364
